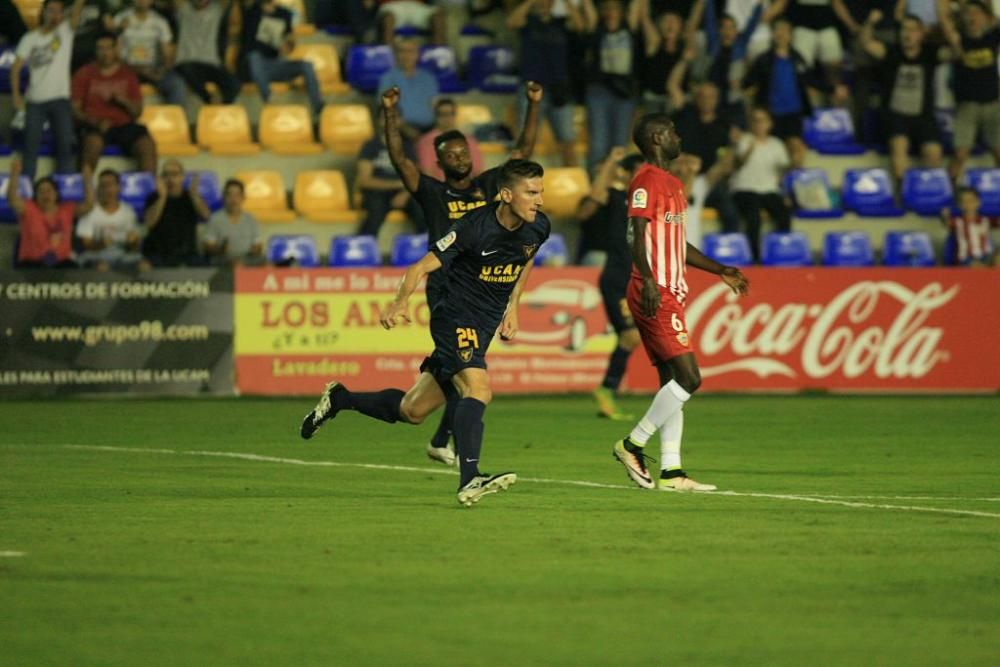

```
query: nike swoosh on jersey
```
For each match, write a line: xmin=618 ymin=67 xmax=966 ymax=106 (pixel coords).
xmin=481 ymin=249 xmax=499 ymax=256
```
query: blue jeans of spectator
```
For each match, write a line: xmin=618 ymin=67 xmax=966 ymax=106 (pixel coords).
xmin=585 ymin=83 xmax=637 ymax=172
xmin=23 ymin=98 xmax=74 ymax=179
xmin=247 ymin=51 xmax=323 ymax=113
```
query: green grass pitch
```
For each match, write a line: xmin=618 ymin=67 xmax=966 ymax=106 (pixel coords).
xmin=2 ymin=395 xmax=999 ymax=666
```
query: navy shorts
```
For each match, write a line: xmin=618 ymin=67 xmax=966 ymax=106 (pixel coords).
xmin=600 ymin=278 xmax=635 ymax=335
xmin=420 ymin=308 xmax=493 ymax=388
xmin=425 ymin=269 xmax=448 ymax=312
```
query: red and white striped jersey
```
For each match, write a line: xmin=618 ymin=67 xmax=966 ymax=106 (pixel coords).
xmin=948 ymin=214 xmax=997 ymax=263
xmin=627 ymin=163 xmax=689 ymax=302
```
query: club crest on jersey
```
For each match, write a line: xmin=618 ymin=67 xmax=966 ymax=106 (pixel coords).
xmin=459 ymin=348 xmax=474 ymax=362
xmin=522 ymin=244 xmax=539 ymax=259
xmin=436 ymin=231 xmax=457 ymax=251
xmin=631 ymin=188 xmax=648 ymax=209
xmin=677 ymin=332 xmax=690 ymax=347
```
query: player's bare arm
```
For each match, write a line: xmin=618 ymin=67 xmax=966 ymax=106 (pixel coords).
xmin=509 ymin=82 xmax=544 ymax=160
xmin=500 ymin=256 xmax=535 ymax=341
xmin=381 ymin=252 xmax=443 ymax=330
xmin=686 ymin=243 xmax=750 ymax=296
xmin=628 ymin=215 xmax=661 ymax=318
xmin=382 ymin=87 xmax=421 ymax=194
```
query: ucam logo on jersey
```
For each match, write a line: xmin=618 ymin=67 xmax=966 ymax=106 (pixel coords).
xmin=631 ymin=188 xmax=648 ymax=209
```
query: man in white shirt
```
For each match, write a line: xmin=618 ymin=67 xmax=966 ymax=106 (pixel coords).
xmin=76 ymin=168 xmax=149 ymax=270
xmin=11 ymin=0 xmax=87 ymax=179
xmin=114 ymin=0 xmax=186 ymax=104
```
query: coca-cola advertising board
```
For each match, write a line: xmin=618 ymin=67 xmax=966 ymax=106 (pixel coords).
xmin=234 ymin=267 xmax=1000 ymax=395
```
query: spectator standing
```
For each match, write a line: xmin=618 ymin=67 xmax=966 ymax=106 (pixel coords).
xmin=355 ymin=115 xmax=424 ymax=237
xmin=242 ymin=0 xmax=324 ymax=115
xmin=203 ymin=179 xmax=264 ymax=265
xmin=742 ymin=17 xmax=813 ymax=167
xmin=507 ymin=0 xmax=585 ymax=167
xmin=730 ymin=107 xmax=791 ymax=261
xmin=142 ymin=159 xmax=210 ymax=266
xmin=575 ymin=145 xmax=628 ymax=266
xmin=11 ymin=0 xmax=86 ymax=180
xmin=636 ymin=6 xmax=685 ymax=112
xmin=415 ymin=98 xmax=486 ymax=180
xmin=8 ymin=157 xmax=94 ymax=267
xmin=672 ymin=82 xmax=742 ymax=233
xmin=326 ymin=0 xmax=377 ymax=43
xmin=838 ymin=0 xmax=902 ymax=138
xmin=376 ymin=38 xmax=439 ymax=140
xmin=377 ymin=0 xmax=446 ymax=45
xmin=71 ymin=0 xmax=118 ymax=71
xmin=579 ymin=0 xmax=641 ymax=172
xmin=770 ymin=0 xmax=852 ymax=104
xmin=698 ymin=0 xmax=763 ymax=125
xmin=173 ymin=0 xmax=241 ymax=103
xmin=71 ymin=31 xmax=157 ymax=173
xmin=860 ymin=10 xmax=945 ymax=188
xmin=942 ymin=187 xmax=996 ymax=266
xmin=942 ymin=1 xmax=1000 ymax=182
xmin=114 ymin=0 xmax=186 ymax=104
xmin=76 ymin=168 xmax=148 ymax=270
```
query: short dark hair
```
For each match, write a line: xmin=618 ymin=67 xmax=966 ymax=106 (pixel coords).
xmin=33 ymin=177 xmax=60 ymax=202
xmin=434 ymin=129 xmax=467 ymax=153
xmin=632 ymin=112 xmax=672 ymax=155
xmin=434 ymin=98 xmax=456 ymax=112
xmin=95 ymin=31 xmax=117 ymax=44
xmin=98 ymin=168 xmax=121 ymax=183
xmin=965 ymin=0 xmax=991 ymax=15
xmin=902 ymin=13 xmax=924 ymax=26
xmin=499 ymin=159 xmax=544 ymax=190
xmin=223 ymin=178 xmax=245 ymax=195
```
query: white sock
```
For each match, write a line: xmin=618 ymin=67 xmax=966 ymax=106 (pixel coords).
xmin=660 ymin=409 xmax=684 ymax=472
xmin=628 ymin=380 xmax=691 ymax=446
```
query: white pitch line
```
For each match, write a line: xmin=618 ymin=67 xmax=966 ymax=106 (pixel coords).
xmin=0 ymin=551 xmax=26 ymax=557
xmin=60 ymin=444 xmax=1000 ymax=519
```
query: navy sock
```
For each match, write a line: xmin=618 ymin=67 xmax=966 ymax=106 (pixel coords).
xmin=601 ymin=346 xmax=632 ymax=390
xmin=430 ymin=392 xmax=458 ymax=448
xmin=453 ymin=397 xmax=486 ymax=487
xmin=345 ymin=389 xmax=405 ymax=423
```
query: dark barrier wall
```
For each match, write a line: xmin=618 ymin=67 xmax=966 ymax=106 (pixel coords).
xmin=0 ymin=270 xmax=233 ymax=396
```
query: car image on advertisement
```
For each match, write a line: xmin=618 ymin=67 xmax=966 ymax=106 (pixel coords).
xmin=510 ymin=279 xmax=609 ymax=351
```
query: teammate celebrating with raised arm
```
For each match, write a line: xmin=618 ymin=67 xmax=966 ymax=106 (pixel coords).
xmin=612 ymin=113 xmax=750 ymax=492
xmin=378 ymin=81 xmax=543 ymax=466
xmin=300 ymin=160 xmax=550 ymax=507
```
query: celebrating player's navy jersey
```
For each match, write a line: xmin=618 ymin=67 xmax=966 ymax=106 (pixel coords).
xmin=414 ymin=170 xmax=501 ymax=242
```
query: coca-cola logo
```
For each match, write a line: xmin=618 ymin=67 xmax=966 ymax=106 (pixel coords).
xmin=684 ymin=281 xmax=959 ymax=380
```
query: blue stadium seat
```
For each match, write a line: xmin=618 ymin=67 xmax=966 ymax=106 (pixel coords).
xmin=842 ymin=168 xmax=904 ymax=217
xmin=822 ymin=231 xmax=874 ymax=267
xmin=268 ymin=235 xmax=320 ymax=267
xmin=782 ymin=168 xmax=842 ymax=218
xmin=419 ymin=46 xmax=465 ymax=93
xmin=345 ymin=45 xmax=394 ymax=93
xmin=184 ymin=170 xmax=222 ymax=211
xmin=330 ymin=235 xmax=381 ymax=267
xmin=702 ymin=233 xmax=753 ymax=266
xmin=390 ymin=233 xmax=428 ymax=266
xmin=902 ymin=168 xmax=953 ymax=216
xmin=534 ymin=233 xmax=568 ymax=266
xmin=467 ymin=46 xmax=518 ymax=93
xmin=120 ymin=171 xmax=156 ymax=216
xmin=761 ymin=232 xmax=812 ymax=266
xmin=882 ymin=231 xmax=936 ymax=267
xmin=52 ymin=173 xmax=85 ymax=202
xmin=0 ymin=174 xmax=32 ymax=223
xmin=963 ymin=168 xmax=1000 ymax=216
xmin=803 ymin=108 xmax=865 ymax=155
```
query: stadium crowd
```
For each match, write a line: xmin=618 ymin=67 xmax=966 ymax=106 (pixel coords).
xmin=0 ymin=0 xmax=998 ymax=268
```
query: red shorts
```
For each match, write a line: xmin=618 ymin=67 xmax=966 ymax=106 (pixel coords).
xmin=626 ymin=279 xmax=693 ymax=364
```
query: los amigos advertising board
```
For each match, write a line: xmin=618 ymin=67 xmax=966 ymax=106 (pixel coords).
xmin=234 ymin=267 xmax=1000 ymax=395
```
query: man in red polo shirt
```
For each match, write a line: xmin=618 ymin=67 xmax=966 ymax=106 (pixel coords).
xmin=71 ymin=31 xmax=157 ymax=174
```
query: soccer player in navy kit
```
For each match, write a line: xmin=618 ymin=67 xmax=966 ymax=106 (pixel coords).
xmin=379 ymin=82 xmax=542 ymax=466
xmin=300 ymin=160 xmax=550 ymax=506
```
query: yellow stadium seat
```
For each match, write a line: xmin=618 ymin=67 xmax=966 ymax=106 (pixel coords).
xmin=235 ymin=170 xmax=295 ymax=223
xmin=543 ymin=167 xmax=590 ymax=218
xmin=320 ymin=104 xmax=374 ymax=155
xmin=139 ymin=105 xmax=198 ymax=156
xmin=196 ymin=105 xmax=260 ymax=155
xmin=258 ymin=104 xmax=322 ymax=155
xmin=289 ymin=43 xmax=349 ymax=94
xmin=275 ymin=0 xmax=315 ymax=35
xmin=457 ymin=104 xmax=506 ymax=155
xmin=293 ymin=171 xmax=363 ymax=223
